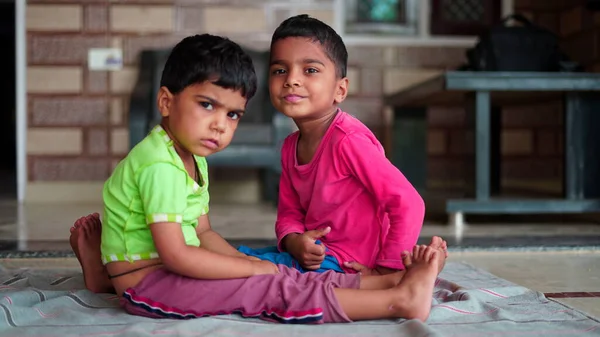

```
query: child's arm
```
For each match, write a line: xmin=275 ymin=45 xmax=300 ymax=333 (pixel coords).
xmin=338 ymin=133 xmax=425 ymax=271
xmin=195 ymin=214 xmax=247 ymax=258
xmin=151 ymin=221 xmax=278 ymax=279
xmin=138 ymin=162 xmax=278 ymax=279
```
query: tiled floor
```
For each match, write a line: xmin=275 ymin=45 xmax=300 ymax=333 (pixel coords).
xmin=449 ymin=251 xmax=600 ymax=317
xmin=0 ymin=199 xmax=599 ymax=319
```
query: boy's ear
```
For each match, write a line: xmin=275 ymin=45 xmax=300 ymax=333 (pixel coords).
xmin=334 ymin=77 xmax=349 ymax=104
xmin=157 ymin=86 xmax=174 ymax=117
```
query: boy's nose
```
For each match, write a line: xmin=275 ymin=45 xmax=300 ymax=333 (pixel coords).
xmin=284 ymin=78 xmax=301 ymax=88
xmin=284 ymin=70 xmax=301 ymax=87
xmin=211 ymin=114 xmax=227 ymax=132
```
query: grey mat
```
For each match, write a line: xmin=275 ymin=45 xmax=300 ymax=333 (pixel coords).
xmin=0 ymin=262 xmax=598 ymax=336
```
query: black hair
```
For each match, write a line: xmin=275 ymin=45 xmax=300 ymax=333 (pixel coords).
xmin=271 ymin=14 xmax=347 ymax=78
xmin=160 ymin=34 xmax=257 ymax=101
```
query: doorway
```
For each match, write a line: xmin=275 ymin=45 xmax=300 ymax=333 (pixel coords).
xmin=0 ymin=0 xmax=15 ymax=199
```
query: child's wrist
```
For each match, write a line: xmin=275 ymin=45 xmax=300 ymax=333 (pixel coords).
xmin=282 ymin=233 xmax=300 ymax=252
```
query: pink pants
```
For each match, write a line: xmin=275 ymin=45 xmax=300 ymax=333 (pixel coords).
xmin=120 ymin=264 xmax=361 ymax=324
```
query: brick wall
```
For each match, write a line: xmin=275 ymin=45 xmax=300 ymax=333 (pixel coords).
xmin=24 ymin=0 xmax=595 ymax=202
xmin=24 ymin=0 xmax=321 ymax=202
xmin=24 ymin=0 xmax=469 ymax=202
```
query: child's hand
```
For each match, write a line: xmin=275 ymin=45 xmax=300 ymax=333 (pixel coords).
xmin=285 ymin=227 xmax=331 ymax=270
xmin=252 ymin=260 xmax=280 ymax=275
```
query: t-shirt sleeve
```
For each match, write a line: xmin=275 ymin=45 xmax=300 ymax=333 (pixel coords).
xmin=338 ymin=133 xmax=425 ymax=270
xmin=136 ymin=162 xmax=188 ymax=225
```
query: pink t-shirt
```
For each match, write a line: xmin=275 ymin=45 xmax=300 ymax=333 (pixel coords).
xmin=275 ymin=110 xmax=425 ymax=272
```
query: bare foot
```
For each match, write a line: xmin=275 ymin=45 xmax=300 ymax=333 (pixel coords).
xmin=389 ymin=245 xmax=444 ymax=322
xmin=426 ymin=237 xmax=448 ymax=275
xmin=429 ymin=236 xmax=448 ymax=258
xmin=69 ymin=213 xmax=114 ymax=294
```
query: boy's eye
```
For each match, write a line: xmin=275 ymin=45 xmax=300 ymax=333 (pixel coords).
xmin=271 ymin=68 xmax=286 ymax=75
xmin=200 ymin=102 xmax=214 ymax=110
xmin=227 ymin=111 xmax=241 ymax=120
xmin=306 ymin=68 xmax=318 ymax=74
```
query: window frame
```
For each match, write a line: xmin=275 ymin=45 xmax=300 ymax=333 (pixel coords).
xmin=333 ymin=0 xmax=514 ymax=46
xmin=343 ymin=0 xmax=419 ymax=35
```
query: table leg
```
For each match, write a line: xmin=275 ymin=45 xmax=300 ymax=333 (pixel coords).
xmin=564 ymin=92 xmax=600 ymax=200
xmin=475 ymin=91 xmax=491 ymax=201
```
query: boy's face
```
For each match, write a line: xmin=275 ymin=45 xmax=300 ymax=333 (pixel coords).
xmin=269 ymin=37 xmax=348 ymax=120
xmin=157 ymin=81 xmax=246 ymax=157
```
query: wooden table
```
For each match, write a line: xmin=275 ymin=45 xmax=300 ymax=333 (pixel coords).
xmin=382 ymin=71 xmax=600 ymax=226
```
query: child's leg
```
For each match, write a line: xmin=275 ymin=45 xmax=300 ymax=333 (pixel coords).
xmin=278 ymin=264 xmax=404 ymax=290
xmin=358 ymin=271 xmax=406 ymax=290
xmin=69 ymin=213 xmax=114 ymax=294
xmin=332 ymin=245 xmax=443 ymax=322
xmin=121 ymin=266 xmax=359 ymax=323
xmin=121 ymin=248 xmax=440 ymax=324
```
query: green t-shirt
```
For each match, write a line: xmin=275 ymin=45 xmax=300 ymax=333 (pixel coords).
xmin=100 ymin=125 xmax=209 ymax=265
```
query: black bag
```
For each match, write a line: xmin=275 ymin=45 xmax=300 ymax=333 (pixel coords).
xmin=466 ymin=14 xmax=569 ymax=72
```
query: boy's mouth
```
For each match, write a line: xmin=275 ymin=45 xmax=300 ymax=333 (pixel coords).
xmin=201 ymin=139 xmax=219 ymax=150
xmin=284 ymin=94 xmax=305 ymax=103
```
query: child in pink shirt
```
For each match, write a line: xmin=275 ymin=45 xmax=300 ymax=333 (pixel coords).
xmin=241 ymin=14 xmax=444 ymax=276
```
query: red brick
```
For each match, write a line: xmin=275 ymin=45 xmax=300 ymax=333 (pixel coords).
xmin=535 ymin=13 xmax=560 ymax=35
xmin=111 ymin=159 xmax=120 ymax=173
xmin=562 ymin=30 xmax=598 ymax=66
xmin=427 ymin=129 xmax=447 ymax=155
xmin=28 ymin=0 xmax=110 ymax=3
xmin=123 ymin=35 xmax=181 ymax=64
xmin=560 ymin=6 xmax=583 ymax=37
xmin=31 ymin=97 xmax=108 ymax=126
xmin=428 ymin=158 xmax=471 ymax=181
xmin=86 ymin=128 xmax=108 ymax=155
xmin=359 ymin=68 xmax=383 ymax=96
xmin=339 ymin=97 xmax=383 ymax=126
xmin=556 ymin=131 xmax=564 ymax=154
xmin=175 ymin=0 xmax=259 ymax=4
xmin=85 ymin=5 xmax=108 ymax=32
xmin=347 ymin=46 xmax=384 ymax=67
xmin=29 ymin=35 xmax=109 ymax=65
xmin=585 ymin=64 xmax=597 ymax=72
xmin=396 ymin=47 xmax=466 ymax=69
xmin=175 ymin=6 xmax=204 ymax=32
xmin=501 ymin=130 xmax=534 ymax=155
xmin=32 ymin=157 xmax=110 ymax=181
xmin=582 ymin=6 xmax=596 ymax=30
xmin=448 ymin=129 xmax=474 ymax=155
xmin=520 ymin=11 xmax=535 ymax=22
xmin=502 ymin=103 xmax=563 ymax=127
xmin=536 ymin=129 xmax=559 ymax=155
xmin=515 ymin=0 xmax=583 ymax=11
xmin=86 ymin=71 xmax=108 ymax=94
xmin=119 ymin=0 xmax=173 ymax=2
xmin=428 ymin=107 xmax=466 ymax=127
xmin=502 ymin=157 xmax=563 ymax=180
